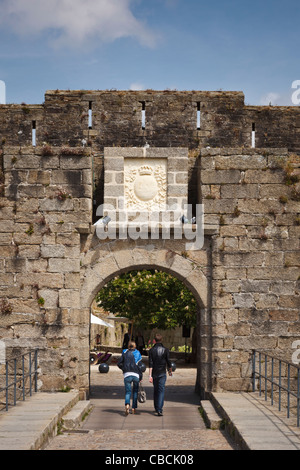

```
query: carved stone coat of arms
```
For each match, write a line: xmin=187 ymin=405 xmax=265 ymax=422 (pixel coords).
xmin=124 ymin=158 xmax=167 ymax=211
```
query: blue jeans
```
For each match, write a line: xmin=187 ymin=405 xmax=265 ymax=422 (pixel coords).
xmin=124 ymin=376 xmax=140 ymax=409
xmin=153 ymin=374 xmax=167 ymax=413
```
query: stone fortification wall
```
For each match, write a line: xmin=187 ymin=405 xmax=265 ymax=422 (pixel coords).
xmin=200 ymin=148 xmax=300 ymax=391
xmin=0 ymin=91 xmax=245 ymax=149
xmin=245 ymin=106 xmax=300 ymax=154
xmin=0 ymin=90 xmax=299 ymax=152
xmin=0 ymin=146 xmax=92 ymax=392
xmin=0 ymin=90 xmax=299 ymax=149
xmin=0 ymin=89 xmax=298 ymax=215
xmin=0 ymin=144 xmax=299 ymax=394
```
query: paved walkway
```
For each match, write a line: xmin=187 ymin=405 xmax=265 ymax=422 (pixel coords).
xmin=1 ymin=361 xmax=300 ymax=451
xmin=45 ymin=364 xmax=235 ymax=451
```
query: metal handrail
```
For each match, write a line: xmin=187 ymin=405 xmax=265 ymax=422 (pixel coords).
xmin=252 ymin=350 xmax=300 ymax=427
xmin=0 ymin=349 xmax=38 ymax=411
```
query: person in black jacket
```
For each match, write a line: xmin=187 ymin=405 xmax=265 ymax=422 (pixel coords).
xmin=135 ymin=331 xmax=145 ymax=355
xmin=122 ymin=327 xmax=131 ymax=350
xmin=117 ymin=341 xmax=143 ymax=415
xmin=148 ymin=334 xmax=172 ymax=416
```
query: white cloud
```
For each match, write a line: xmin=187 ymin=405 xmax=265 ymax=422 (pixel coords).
xmin=129 ymin=83 xmax=145 ymax=91
xmin=260 ymin=92 xmax=280 ymax=106
xmin=259 ymin=91 xmax=298 ymax=106
xmin=0 ymin=81 xmax=6 ymax=104
xmin=0 ymin=0 xmax=157 ymax=49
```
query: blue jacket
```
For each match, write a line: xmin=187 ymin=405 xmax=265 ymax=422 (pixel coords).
xmin=122 ymin=348 xmax=142 ymax=364
xmin=118 ymin=349 xmax=143 ymax=381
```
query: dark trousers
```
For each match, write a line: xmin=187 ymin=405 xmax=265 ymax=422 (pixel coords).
xmin=153 ymin=374 xmax=167 ymax=413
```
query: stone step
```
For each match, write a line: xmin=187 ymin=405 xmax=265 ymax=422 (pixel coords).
xmin=62 ymin=400 xmax=93 ymax=430
xmin=211 ymin=392 xmax=300 ymax=450
xmin=0 ymin=391 xmax=80 ymax=450
xmin=199 ymin=400 xmax=223 ymax=430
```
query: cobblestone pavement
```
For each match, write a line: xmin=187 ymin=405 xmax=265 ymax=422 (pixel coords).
xmin=45 ymin=361 xmax=235 ymax=451
xmin=45 ymin=428 xmax=234 ymax=451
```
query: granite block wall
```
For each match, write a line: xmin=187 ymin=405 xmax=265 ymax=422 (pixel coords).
xmin=0 ymin=117 xmax=299 ymax=394
xmin=0 ymin=146 xmax=92 ymax=392
xmin=200 ymin=148 xmax=300 ymax=391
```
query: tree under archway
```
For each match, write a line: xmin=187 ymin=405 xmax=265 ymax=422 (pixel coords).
xmin=95 ymin=269 xmax=198 ymax=358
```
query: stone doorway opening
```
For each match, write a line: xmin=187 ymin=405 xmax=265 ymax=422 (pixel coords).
xmin=80 ymin=238 xmax=210 ymax=398
xmin=90 ymin=268 xmax=198 ymax=369
xmin=86 ymin=266 xmax=204 ymax=427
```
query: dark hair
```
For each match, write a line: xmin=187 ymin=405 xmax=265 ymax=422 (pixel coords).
xmin=154 ymin=334 xmax=163 ymax=343
xmin=128 ymin=341 xmax=136 ymax=350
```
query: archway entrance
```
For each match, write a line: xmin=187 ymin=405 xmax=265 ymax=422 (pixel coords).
xmin=93 ymin=268 xmax=198 ymax=354
xmin=85 ymin=266 xmax=204 ymax=430
xmin=90 ymin=268 xmax=198 ymax=377
xmin=80 ymin=237 xmax=210 ymax=398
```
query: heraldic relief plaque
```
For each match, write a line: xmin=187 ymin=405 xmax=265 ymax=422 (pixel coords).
xmin=124 ymin=158 xmax=167 ymax=211
xmin=101 ymin=148 xmax=194 ymax=242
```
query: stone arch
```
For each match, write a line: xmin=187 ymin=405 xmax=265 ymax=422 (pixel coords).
xmin=80 ymin=239 xmax=208 ymax=311
xmin=80 ymin=237 xmax=210 ymax=396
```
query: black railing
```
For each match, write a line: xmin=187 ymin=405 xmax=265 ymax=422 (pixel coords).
xmin=0 ymin=349 xmax=38 ymax=412
xmin=252 ymin=350 xmax=300 ymax=427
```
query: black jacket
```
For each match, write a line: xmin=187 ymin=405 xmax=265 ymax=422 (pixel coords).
xmin=122 ymin=333 xmax=130 ymax=349
xmin=117 ymin=349 xmax=143 ymax=381
xmin=149 ymin=343 xmax=172 ymax=378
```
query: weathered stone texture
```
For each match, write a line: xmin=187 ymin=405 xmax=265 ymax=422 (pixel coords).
xmin=0 ymin=90 xmax=299 ymax=211
xmin=0 ymin=146 xmax=92 ymax=393
xmin=0 ymin=89 xmax=299 ymax=397
xmin=200 ymin=148 xmax=300 ymax=392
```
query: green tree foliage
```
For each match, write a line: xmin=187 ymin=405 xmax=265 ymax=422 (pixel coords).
xmin=96 ymin=270 xmax=197 ymax=330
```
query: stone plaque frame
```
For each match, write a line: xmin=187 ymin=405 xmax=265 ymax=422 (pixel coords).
xmin=103 ymin=147 xmax=188 ymax=216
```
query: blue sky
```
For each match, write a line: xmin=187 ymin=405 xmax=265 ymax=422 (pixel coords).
xmin=0 ymin=0 xmax=299 ymax=105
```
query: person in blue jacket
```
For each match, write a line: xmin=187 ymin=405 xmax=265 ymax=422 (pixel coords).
xmin=117 ymin=341 xmax=143 ymax=415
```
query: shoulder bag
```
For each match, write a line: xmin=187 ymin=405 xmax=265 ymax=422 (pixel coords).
xmin=138 ymin=383 xmax=146 ymax=403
